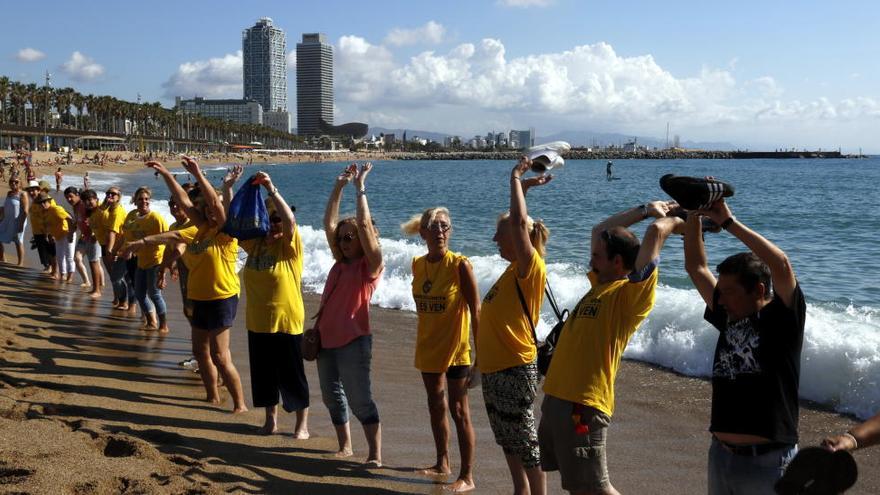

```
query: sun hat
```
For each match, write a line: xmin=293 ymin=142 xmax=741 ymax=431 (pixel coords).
xmin=37 ymin=180 xmax=51 ymax=192
xmin=35 ymin=192 xmax=52 ymax=203
xmin=25 ymin=180 xmax=40 ymax=190
xmin=526 ymin=141 xmax=570 ymax=173
xmin=659 ymin=174 xmax=735 ymax=210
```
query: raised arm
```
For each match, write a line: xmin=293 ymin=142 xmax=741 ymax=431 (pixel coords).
xmin=220 ymin=164 xmax=244 ymax=214
xmin=591 ymin=200 xmax=677 ymax=271
xmin=684 ymin=213 xmax=718 ymax=307
xmin=509 ymin=157 xmax=553 ymax=277
xmin=354 ymin=163 xmax=383 ymax=277
xmin=146 ymin=160 xmax=205 ymax=227
xmin=254 ymin=171 xmax=295 ymax=242
xmin=324 ymin=164 xmax=356 ymax=260
xmin=182 ymin=156 xmax=226 ymax=226
xmin=701 ymin=199 xmax=797 ymax=307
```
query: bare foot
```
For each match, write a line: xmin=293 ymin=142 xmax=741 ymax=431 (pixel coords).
xmin=257 ymin=424 xmax=279 ymax=435
xmin=89 ymin=291 xmax=102 ymax=299
xmin=331 ymin=448 xmax=353 ymax=458
xmin=293 ymin=429 xmax=310 ymax=440
xmin=445 ymin=479 xmax=475 ymax=493
xmin=114 ymin=303 xmax=128 ymax=311
xmin=232 ymin=405 xmax=249 ymax=414
xmin=207 ymin=396 xmax=222 ymax=406
xmin=419 ymin=465 xmax=452 ymax=476
xmin=363 ymin=459 xmax=383 ymax=468
xmin=157 ymin=324 xmax=170 ymax=334
xmin=80 ymin=282 xmax=90 ymax=288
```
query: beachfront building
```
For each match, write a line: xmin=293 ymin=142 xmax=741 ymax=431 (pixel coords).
xmin=175 ymin=97 xmax=263 ymax=126
xmin=243 ymin=18 xmax=288 ymax=116
xmin=264 ymin=110 xmax=291 ymax=134
xmin=296 ymin=33 xmax=334 ymax=136
xmin=509 ymin=129 xmax=534 ymax=149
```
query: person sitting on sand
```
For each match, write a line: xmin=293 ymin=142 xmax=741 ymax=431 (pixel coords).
xmin=78 ymin=189 xmax=104 ymax=298
xmin=683 ymin=198 xmax=805 ymax=494
xmin=317 ymin=162 xmax=384 ymax=466
xmin=0 ymin=177 xmax=29 ymax=266
xmin=478 ymin=156 xmax=552 ymax=495
xmin=539 ymin=199 xmax=683 ymax=495
xmin=125 ymin=157 xmax=247 ymax=413
xmin=402 ymin=206 xmax=479 ymax=493
xmin=63 ymin=187 xmax=92 ymax=288
xmin=122 ymin=187 xmax=169 ymax=332
xmin=37 ymin=192 xmax=76 ymax=283
xmin=225 ymin=169 xmax=310 ymax=438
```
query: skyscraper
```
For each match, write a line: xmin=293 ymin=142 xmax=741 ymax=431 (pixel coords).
xmin=296 ymin=33 xmax=333 ymax=136
xmin=242 ymin=17 xmax=290 ymax=132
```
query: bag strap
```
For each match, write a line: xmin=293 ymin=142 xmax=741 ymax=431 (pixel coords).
xmin=514 ymin=279 xmax=540 ymax=347
xmin=312 ymin=269 xmax=341 ymax=327
xmin=544 ymin=283 xmax=569 ymax=322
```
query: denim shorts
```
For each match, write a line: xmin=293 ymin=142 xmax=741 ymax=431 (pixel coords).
xmin=191 ymin=295 xmax=239 ymax=331
xmin=76 ymin=238 xmax=101 ymax=262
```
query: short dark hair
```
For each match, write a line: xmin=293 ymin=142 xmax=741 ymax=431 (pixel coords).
xmin=80 ymin=189 xmax=98 ymax=201
xmin=717 ymin=252 xmax=772 ymax=299
xmin=63 ymin=186 xmax=80 ymax=196
xmin=602 ymin=226 xmax=640 ymax=270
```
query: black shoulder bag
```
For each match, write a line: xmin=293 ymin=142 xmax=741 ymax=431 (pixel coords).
xmin=514 ymin=280 xmax=569 ymax=376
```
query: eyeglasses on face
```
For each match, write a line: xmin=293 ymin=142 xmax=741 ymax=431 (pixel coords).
xmin=337 ymin=232 xmax=358 ymax=243
xmin=427 ymin=222 xmax=451 ymax=233
xmin=106 ymin=191 xmax=119 ymax=197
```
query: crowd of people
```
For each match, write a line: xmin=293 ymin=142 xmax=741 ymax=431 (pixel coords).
xmin=1 ymin=154 xmax=876 ymax=495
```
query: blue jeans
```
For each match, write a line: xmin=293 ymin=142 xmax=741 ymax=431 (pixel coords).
xmin=110 ymin=257 xmax=129 ymax=302
xmin=316 ymin=335 xmax=380 ymax=426
xmin=708 ymin=436 xmax=797 ymax=495
xmin=135 ymin=266 xmax=166 ymax=316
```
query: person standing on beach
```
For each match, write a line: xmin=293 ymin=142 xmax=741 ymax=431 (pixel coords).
xmin=122 ymin=187 xmax=169 ymax=331
xmin=683 ymin=199 xmax=804 ymax=494
xmin=63 ymin=187 xmax=92 ymax=288
xmin=99 ymin=187 xmax=130 ymax=310
xmin=538 ymin=200 xmax=683 ymax=495
xmin=127 ymin=158 xmax=247 ymax=413
xmin=55 ymin=167 xmax=63 ymax=192
xmin=79 ymin=189 xmax=104 ymax=298
xmin=317 ymin=163 xmax=384 ymax=466
xmin=403 ymin=206 xmax=479 ymax=493
xmin=25 ymin=180 xmax=55 ymax=274
xmin=227 ymin=170 xmax=310 ymax=438
xmin=37 ymin=191 xmax=76 ymax=282
xmin=0 ymin=177 xmax=29 ymax=265
xmin=478 ymin=156 xmax=552 ymax=495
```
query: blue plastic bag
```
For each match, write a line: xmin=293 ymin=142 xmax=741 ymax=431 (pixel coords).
xmin=222 ymin=176 xmax=270 ymax=240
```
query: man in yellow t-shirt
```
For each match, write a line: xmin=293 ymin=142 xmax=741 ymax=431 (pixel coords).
xmin=539 ymin=201 xmax=685 ymax=495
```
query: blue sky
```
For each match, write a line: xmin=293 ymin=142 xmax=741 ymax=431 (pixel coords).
xmin=3 ymin=0 xmax=879 ymax=151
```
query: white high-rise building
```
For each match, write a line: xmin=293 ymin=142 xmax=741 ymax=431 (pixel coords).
xmin=243 ymin=17 xmax=289 ymax=132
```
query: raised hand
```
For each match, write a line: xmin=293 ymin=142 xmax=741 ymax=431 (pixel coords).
xmin=180 ymin=155 xmax=201 ymax=176
xmin=646 ymin=200 xmax=679 ymax=219
xmin=521 ymin=174 xmax=553 ymax=193
xmin=698 ymin=198 xmax=733 ymax=225
xmin=511 ymin=155 xmax=531 ymax=179
xmin=222 ymin=164 xmax=244 ymax=188
xmin=145 ymin=161 xmax=168 ymax=176
xmin=336 ymin=163 xmax=357 ymax=187
xmin=355 ymin=162 xmax=372 ymax=188
xmin=251 ymin=171 xmax=272 ymax=189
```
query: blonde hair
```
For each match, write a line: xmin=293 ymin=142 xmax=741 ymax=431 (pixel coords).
xmin=498 ymin=212 xmax=550 ymax=257
xmin=401 ymin=207 xmax=450 ymax=236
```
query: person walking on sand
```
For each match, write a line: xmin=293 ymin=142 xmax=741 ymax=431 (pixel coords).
xmin=403 ymin=207 xmax=479 ymax=493
xmin=55 ymin=167 xmax=63 ymax=192
xmin=478 ymin=156 xmax=552 ymax=495
xmin=317 ymin=162 xmax=384 ymax=466
xmin=125 ymin=157 xmax=247 ymax=413
xmin=37 ymin=192 xmax=76 ymax=283
xmin=538 ymin=200 xmax=683 ymax=495
xmin=0 ymin=177 xmax=29 ymax=265
xmin=225 ymin=169 xmax=310 ymax=438
xmin=79 ymin=189 xmax=104 ymax=298
xmin=122 ymin=187 xmax=169 ymax=331
xmin=63 ymin=187 xmax=92 ymax=288
xmin=683 ymin=198 xmax=805 ymax=495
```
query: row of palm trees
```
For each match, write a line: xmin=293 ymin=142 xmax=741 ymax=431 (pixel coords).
xmin=0 ymin=76 xmax=303 ymax=149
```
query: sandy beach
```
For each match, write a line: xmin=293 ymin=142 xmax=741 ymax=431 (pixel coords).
xmin=1 ymin=162 xmax=879 ymax=494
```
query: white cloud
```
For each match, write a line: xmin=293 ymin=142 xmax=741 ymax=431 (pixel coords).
xmin=335 ymin=36 xmax=395 ymax=103
xmin=385 ymin=21 xmax=446 ymax=46
xmin=496 ymin=0 xmax=553 ymax=7
xmin=16 ymin=47 xmax=45 ymax=62
xmin=60 ymin=51 xmax=104 ymax=81
xmin=286 ymin=51 xmax=296 ymax=70
xmin=162 ymin=51 xmax=243 ymax=99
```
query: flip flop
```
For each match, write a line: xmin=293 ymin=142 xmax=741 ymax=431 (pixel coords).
xmin=659 ymin=174 xmax=735 ymax=210
xmin=775 ymin=447 xmax=858 ymax=494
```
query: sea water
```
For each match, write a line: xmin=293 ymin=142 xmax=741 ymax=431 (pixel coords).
xmin=53 ymin=157 xmax=880 ymax=420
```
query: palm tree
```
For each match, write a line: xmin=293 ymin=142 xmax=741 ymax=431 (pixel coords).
xmin=0 ymin=76 xmax=9 ymax=124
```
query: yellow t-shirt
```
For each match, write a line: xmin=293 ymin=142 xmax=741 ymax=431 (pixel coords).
xmin=241 ymin=226 xmax=305 ymax=335
xmin=477 ymin=251 xmax=546 ymax=374
xmin=124 ymin=210 xmax=168 ymax=269
xmin=411 ymin=250 xmax=472 ymax=373
xmin=45 ymin=204 xmax=70 ymax=240
xmin=89 ymin=205 xmax=109 ymax=245
xmin=102 ymin=203 xmax=126 ymax=248
xmin=170 ymin=220 xmax=198 ymax=237
xmin=179 ymin=225 xmax=240 ymax=301
xmin=29 ymin=200 xmax=48 ymax=235
xmin=543 ymin=267 xmax=659 ymax=417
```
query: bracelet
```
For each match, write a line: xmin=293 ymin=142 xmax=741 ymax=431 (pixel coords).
xmin=843 ymin=431 xmax=859 ymax=449
xmin=720 ymin=217 xmax=735 ymax=230
xmin=268 ymin=187 xmax=278 ymax=197
xmin=357 ymin=189 xmax=367 ymax=197
xmin=638 ymin=204 xmax=648 ymax=219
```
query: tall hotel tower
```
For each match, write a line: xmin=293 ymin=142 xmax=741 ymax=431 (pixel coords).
xmin=296 ymin=33 xmax=334 ymax=136
xmin=243 ymin=18 xmax=290 ymax=132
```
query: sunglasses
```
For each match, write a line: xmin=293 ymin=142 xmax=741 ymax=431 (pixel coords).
xmin=106 ymin=191 xmax=120 ymax=197
xmin=427 ymin=222 xmax=451 ymax=233
xmin=337 ymin=232 xmax=358 ymax=243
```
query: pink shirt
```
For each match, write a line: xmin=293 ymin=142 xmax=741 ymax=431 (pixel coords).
xmin=318 ymin=257 xmax=382 ymax=349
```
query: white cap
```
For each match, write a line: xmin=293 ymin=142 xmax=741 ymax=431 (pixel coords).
xmin=26 ymin=180 xmax=40 ymax=189
xmin=526 ymin=141 xmax=570 ymax=172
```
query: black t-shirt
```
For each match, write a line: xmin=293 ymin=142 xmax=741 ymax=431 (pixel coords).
xmin=705 ymin=283 xmax=806 ymax=444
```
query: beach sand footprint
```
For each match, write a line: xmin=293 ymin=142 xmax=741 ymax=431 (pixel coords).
xmin=0 ymin=462 xmax=34 ymax=485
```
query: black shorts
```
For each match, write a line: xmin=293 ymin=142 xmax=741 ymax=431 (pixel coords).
xmin=247 ymin=331 xmax=309 ymax=411
xmin=422 ymin=364 xmax=470 ymax=380
xmin=191 ymin=295 xmax=239 ymax=331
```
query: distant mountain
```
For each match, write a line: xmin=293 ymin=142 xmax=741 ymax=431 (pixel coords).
xmin=536 ymin=131 xmax=738 ymax=151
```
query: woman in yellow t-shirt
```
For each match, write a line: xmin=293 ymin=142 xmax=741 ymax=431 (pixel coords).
xmin=123 ymin=157 xmax=246 ymax=413
xmin=226 ymin=170 xmax=310 ymax=438
xmin=123 ymin=187 xmax=169 ymax=332
xmin=477 ymin=157 xmax=552 ymax=495
xmin=403 ymin=207 xmax=479 ymax=493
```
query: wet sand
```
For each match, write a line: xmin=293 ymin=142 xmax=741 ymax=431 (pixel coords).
xmin=1 ymin=174 xmax=879 ymax=493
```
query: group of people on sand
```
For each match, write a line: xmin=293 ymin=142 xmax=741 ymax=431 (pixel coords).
xmin=5 ymin=153 xmax=879 ymax=495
